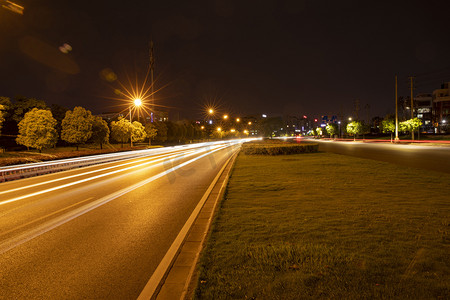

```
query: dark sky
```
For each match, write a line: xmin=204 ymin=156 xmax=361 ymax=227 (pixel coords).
xmin=1 ymin=0 xmax=450 ymax=120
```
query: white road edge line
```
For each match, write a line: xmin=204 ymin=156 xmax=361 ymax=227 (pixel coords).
xmin=0 ymin=144 xmax=231 ymax=255
xmin=137 ymin=146 xmax=239 ymax=300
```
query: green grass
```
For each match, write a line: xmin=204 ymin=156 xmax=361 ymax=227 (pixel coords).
xmin=195 ymin=152 xmax=450 ymax=299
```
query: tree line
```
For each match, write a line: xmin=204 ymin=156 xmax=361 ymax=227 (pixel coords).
xmin=0 ymin=96 xmax=211 ymax=152
xmin=312 ymin=117 xmax=422 ymax=140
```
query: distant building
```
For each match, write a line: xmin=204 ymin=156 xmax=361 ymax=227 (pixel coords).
xmin=415 ymin=93 xmax=433 ymax=132
xmin=432 ymin=82 xmax=450 ymax=132
xmin=97 ymin=110 xmax=169 ymax=123
xmin=147 ymin=110 xmax=169 ymax=123
xmin=97 ymin=112 xmax=122 ymax=121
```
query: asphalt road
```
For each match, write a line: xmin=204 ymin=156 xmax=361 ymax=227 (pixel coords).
xmin=0 ymin=141 xmax=241 ymax=299
xmin=314 ymin=139 xmax=450 ymax=174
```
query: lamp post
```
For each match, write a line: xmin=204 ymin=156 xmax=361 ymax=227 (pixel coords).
xmin=338 ymin=121 xmax=341 ymax=138
xmin=129 ymin=98 xmax=142 ymax=147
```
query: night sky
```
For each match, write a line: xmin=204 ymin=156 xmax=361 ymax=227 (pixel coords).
xmin=1 ymin=0 xmax=450 ymax=120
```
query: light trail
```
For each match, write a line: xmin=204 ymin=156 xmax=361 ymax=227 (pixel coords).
xmin=0 ymin=197 xmax=94 ymax=239
xmin=0 ymin=143 xmax=240 ymax=254
xmin=0 ymin=149 xmax=192 ymax=196
xmin=0 ymin=145 xmax=226 ymax=206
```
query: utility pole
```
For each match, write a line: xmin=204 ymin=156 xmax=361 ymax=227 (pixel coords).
xmin=395 ymin=75 xmax=399 ymax=142
xmin=149 ymin=40 xmax=155 ymax=122
xmin=409 ymin=76 xmax=415 ymax=140
xmin=129 ymin=106 xmax=133 ymax=147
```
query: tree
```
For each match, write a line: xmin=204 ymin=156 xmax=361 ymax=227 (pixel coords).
xmin=61 ymin=106 xmax=94 ymax=150
xmin=0 ymin=97 xmax=12 ymax=109
xmin=16 ymin=108 xmax=58 ymax=152
xmin=400 ymin=118 xmax=422 ymax=140
xmin=258 ymin=116 xmax=283 ymax=137
xmin=153 ymin=121 xmax=167 ymax=143
xmin=0 ymin=97 xmax=15 ymax=136
xmin=346 ymin=121 xmax=363 ymax=141
xmin=316 ymin=127 xmax=323 ymax=137
xmin=12 ymin=96 xmax=48 ymax=123
xmin=145 ymin=122 xmax=158 ymax=145
xmin=50 ymin=103 xmax=69 ymax=141
xmin=131 ymin=121 xmax=146 ymax=143
xmin=111 ymin=117 xmax=132 ymax=147
xmin=89 ymin=116 xmax=110 ymax=149
xmin=381 ymin=117 xmax=395 ymax=142
xmin=0 ymin=104 xmax=5 ymax=133
xmin=166 ymin=121 xmax=181 ymax=143
xmin=210 ymin=130 xmax=222 ymax=139
xmin=325 ymin=123 xmax=338 ymax=138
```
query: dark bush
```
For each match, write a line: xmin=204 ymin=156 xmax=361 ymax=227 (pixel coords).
xmin=241 ymin=142 xmax=318 ymax=155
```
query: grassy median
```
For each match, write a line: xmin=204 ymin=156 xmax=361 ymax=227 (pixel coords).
xmin=195 ymin=152 xmax=450 ymax=299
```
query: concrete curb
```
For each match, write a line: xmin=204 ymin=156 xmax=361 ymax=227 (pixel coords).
xmin=137 ymin=149 xmax=240 ymax=300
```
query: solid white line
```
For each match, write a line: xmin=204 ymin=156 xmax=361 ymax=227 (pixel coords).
xmin=137 ymin=146 xmax=239 ymax=300
xmin=0 ymin=145 xmax=229 ymax=255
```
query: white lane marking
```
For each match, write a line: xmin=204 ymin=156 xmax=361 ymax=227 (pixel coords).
xmin=0 ymin=147 xmax=213 ymax=206
xmin=0 ymin=150 xmax=187 ymax=196
xmin=137 ymin=146 xmax=239 ymax=300
xmin=0 ymin=197 xmax=94 ymax=239
xmin=0 ymin=144 xmax=232 ymax=255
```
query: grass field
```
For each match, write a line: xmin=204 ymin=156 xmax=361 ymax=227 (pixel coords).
xmin=195 ymin=152 xmax=450 ymax=299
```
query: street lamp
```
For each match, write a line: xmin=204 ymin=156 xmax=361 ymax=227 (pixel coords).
xmin=338 ymin=121 xmax=341 ymax=138
xmin=129 ymin=98 xmax=142 ymax=147
xmin=223 ymin=114 xmax=228 ymax=120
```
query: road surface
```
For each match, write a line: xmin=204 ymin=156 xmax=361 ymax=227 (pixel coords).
xmin=0 ymin=140 xmax=242 ymax=299
xmin=314 ymin=139 xmax=450 ymax=174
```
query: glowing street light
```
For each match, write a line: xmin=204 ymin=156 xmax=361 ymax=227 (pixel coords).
xmin=230 ymin=129 xmax=236 ymax=133
xmin=236 ymin=118 xmax=240 ymax=122
xmin=248 ymin=121 xmax=252 ymax=125
xmin=129 ymin=98 xmax=142 ymax=147
xmin=223 ymin=114 xmax=228 ymax=120
xmin=200 ymin=125 xmax=205 ymax=130
xmin=208 ymin=108 xmax=214 ymax=115
xmin=217 ymin=127 xmax=222 ymax=132
xmin=348 ymin=117 xmax=352 ymax=121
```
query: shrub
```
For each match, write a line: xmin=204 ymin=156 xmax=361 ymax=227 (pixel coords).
xmin=241 ymin=142 xmax=318 ymax=155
